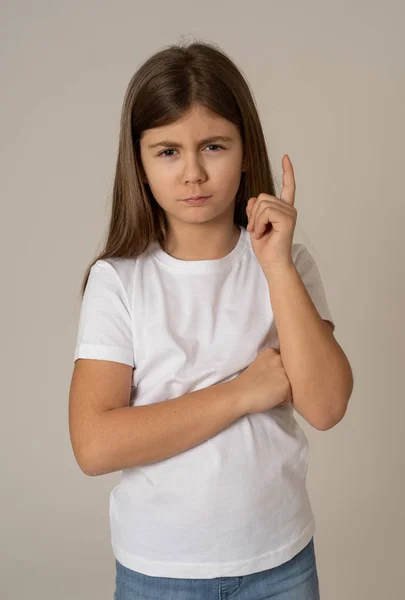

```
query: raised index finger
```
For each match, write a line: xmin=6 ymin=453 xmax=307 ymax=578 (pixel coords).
xmin=280 ymin=154 xmax=296 ymax=206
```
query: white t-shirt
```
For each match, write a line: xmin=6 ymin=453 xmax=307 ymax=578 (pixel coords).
xmin=73 ymin=225 xmax=334 ymax=578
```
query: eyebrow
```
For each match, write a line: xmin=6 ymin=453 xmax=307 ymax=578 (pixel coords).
xmin=147 ymin=135 xmax=234 ymax=149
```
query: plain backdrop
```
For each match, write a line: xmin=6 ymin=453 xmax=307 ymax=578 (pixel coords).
xmin=3 ymin=1 xmax=404 ymax=598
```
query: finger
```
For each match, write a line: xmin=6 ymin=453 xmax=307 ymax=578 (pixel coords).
xmin=280 ymin=154 xmax=296 ymax=206
xmin=253 ymin=204 xmax=287 ymax=238
xmin=246 ymin=197 xmax=256 ymax=219
xmin=253 ymin=200 xmax=293 ymax=232
xmin=246 ymin=197 xmax=259 ymax=231
xmin=248 ymin=194 xmax=292 ymax=232
xmin=249 ymin=193 xmax=279 ymax=228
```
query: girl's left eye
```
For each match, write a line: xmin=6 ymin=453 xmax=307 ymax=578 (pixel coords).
xmin=157 ymin=144 xmax=224 ymax=158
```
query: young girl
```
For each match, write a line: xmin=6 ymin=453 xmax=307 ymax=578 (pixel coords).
xmin=69 ymin=40 xmax=352 ymax=600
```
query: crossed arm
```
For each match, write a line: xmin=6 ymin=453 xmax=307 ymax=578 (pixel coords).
xmin=265 ymin=264 xmax=354 ymax=431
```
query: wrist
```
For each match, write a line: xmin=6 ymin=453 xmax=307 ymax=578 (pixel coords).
xmin=225 ymin=378 xmax=249 ymax=418
xmin=263 ymin=261 xmax=296 ymax=282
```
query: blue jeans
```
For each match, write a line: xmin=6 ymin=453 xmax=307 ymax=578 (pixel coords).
xmin=114 ymin=537 xmax=320 ymax=599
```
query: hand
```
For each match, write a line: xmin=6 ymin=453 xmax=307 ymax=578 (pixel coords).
xmin=233 ymin=347 xmax=293 ymax=416
xmin=246 ymin=154 xmax=297 ymax=275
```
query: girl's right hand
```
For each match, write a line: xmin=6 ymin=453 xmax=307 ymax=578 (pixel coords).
xmin=233 ymin=347 xmax=293 ymax=415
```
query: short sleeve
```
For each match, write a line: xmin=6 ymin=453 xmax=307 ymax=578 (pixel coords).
xmin=293 ymin=244 xmax=335 ymax=332
xmin=73 ymin=259 xmax=135 ymax=366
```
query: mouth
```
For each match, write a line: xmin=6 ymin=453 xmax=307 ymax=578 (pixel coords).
xmin=181 ymin=195 xmax=212 ymax=205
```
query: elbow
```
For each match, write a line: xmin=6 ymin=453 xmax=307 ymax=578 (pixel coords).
xmin=292 ymin=392 xmax=350 ymax=431
xmin=314 ymin=396 xmax=351 ymax=431
xmin=69 ymin=420 xmax=107 ymax=476
xmin=316 ymin=362 xmax=354 ymax=431
xmin=315 ymin=413 xmax=344 ymax=431
xmin=82 ymin=447 xmax=104 ymax=477
xmin=73 ymin=444 xmax=99 ymax=477
xmin=81 ymin=443 xmax=114 ymax=477
xmin=80 ymin=460 xmax=98 ymax=477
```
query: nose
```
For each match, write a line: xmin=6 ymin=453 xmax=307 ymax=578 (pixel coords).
xmin=182 ymin=154 xmax=207 ymax=185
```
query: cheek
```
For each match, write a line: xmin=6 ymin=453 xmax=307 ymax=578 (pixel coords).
xmin=218 ymin=152 xmax=244 ymax=181
xmin=154 ymin=163 xmax=179 ymax=184
xmin=216 ymin=162 xmax=244 ymax=195
xmin=145 ymin=164 xmax=174 ymax=195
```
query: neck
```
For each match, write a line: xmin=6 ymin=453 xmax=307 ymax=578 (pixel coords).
xmin=162 ymin=222 xmax=241 ymax=261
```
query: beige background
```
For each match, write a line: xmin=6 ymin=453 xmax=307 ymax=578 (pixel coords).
xmin=3 ymin=1 xmax=404 ymax=598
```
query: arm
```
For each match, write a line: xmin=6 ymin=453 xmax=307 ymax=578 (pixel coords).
xmin=265 ymin=263 xmax=354 ymax=430
xmin=85 ymin=379 xmax=246 ymax=476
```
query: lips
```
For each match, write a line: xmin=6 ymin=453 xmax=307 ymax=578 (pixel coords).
xmin=183 ymin=195 xmax=210 ymax=201
xmin=182 ymin=196 xmax=212 ymax=205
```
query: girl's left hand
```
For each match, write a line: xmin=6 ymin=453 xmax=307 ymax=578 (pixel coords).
xmin=246 ymin=154 xmax=297 ymax=275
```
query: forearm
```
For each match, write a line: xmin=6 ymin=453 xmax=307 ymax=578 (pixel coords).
xmin=265 ymin=263 xmax=353 ymax=430
xmin=85 ymin=379 xmax=246 ymax=476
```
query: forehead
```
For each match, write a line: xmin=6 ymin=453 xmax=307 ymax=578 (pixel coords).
xmin=141 ymin=105 xmax=237 ymax=142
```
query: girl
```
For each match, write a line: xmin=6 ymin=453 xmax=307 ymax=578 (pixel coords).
xmin=69 ymin=40 xmax=353 ymax=600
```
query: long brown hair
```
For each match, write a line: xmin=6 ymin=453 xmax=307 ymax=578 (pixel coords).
xmin=79 ymin=39 xmax=277 ymax=299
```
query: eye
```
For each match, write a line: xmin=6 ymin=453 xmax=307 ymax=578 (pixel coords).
xmin=206 ymin=144 xmax=224 ymax=152
xmin=157 ymin=149 xmax=176 ymax=158
xmin=157 ymin=144 xmax=224 ymax=158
